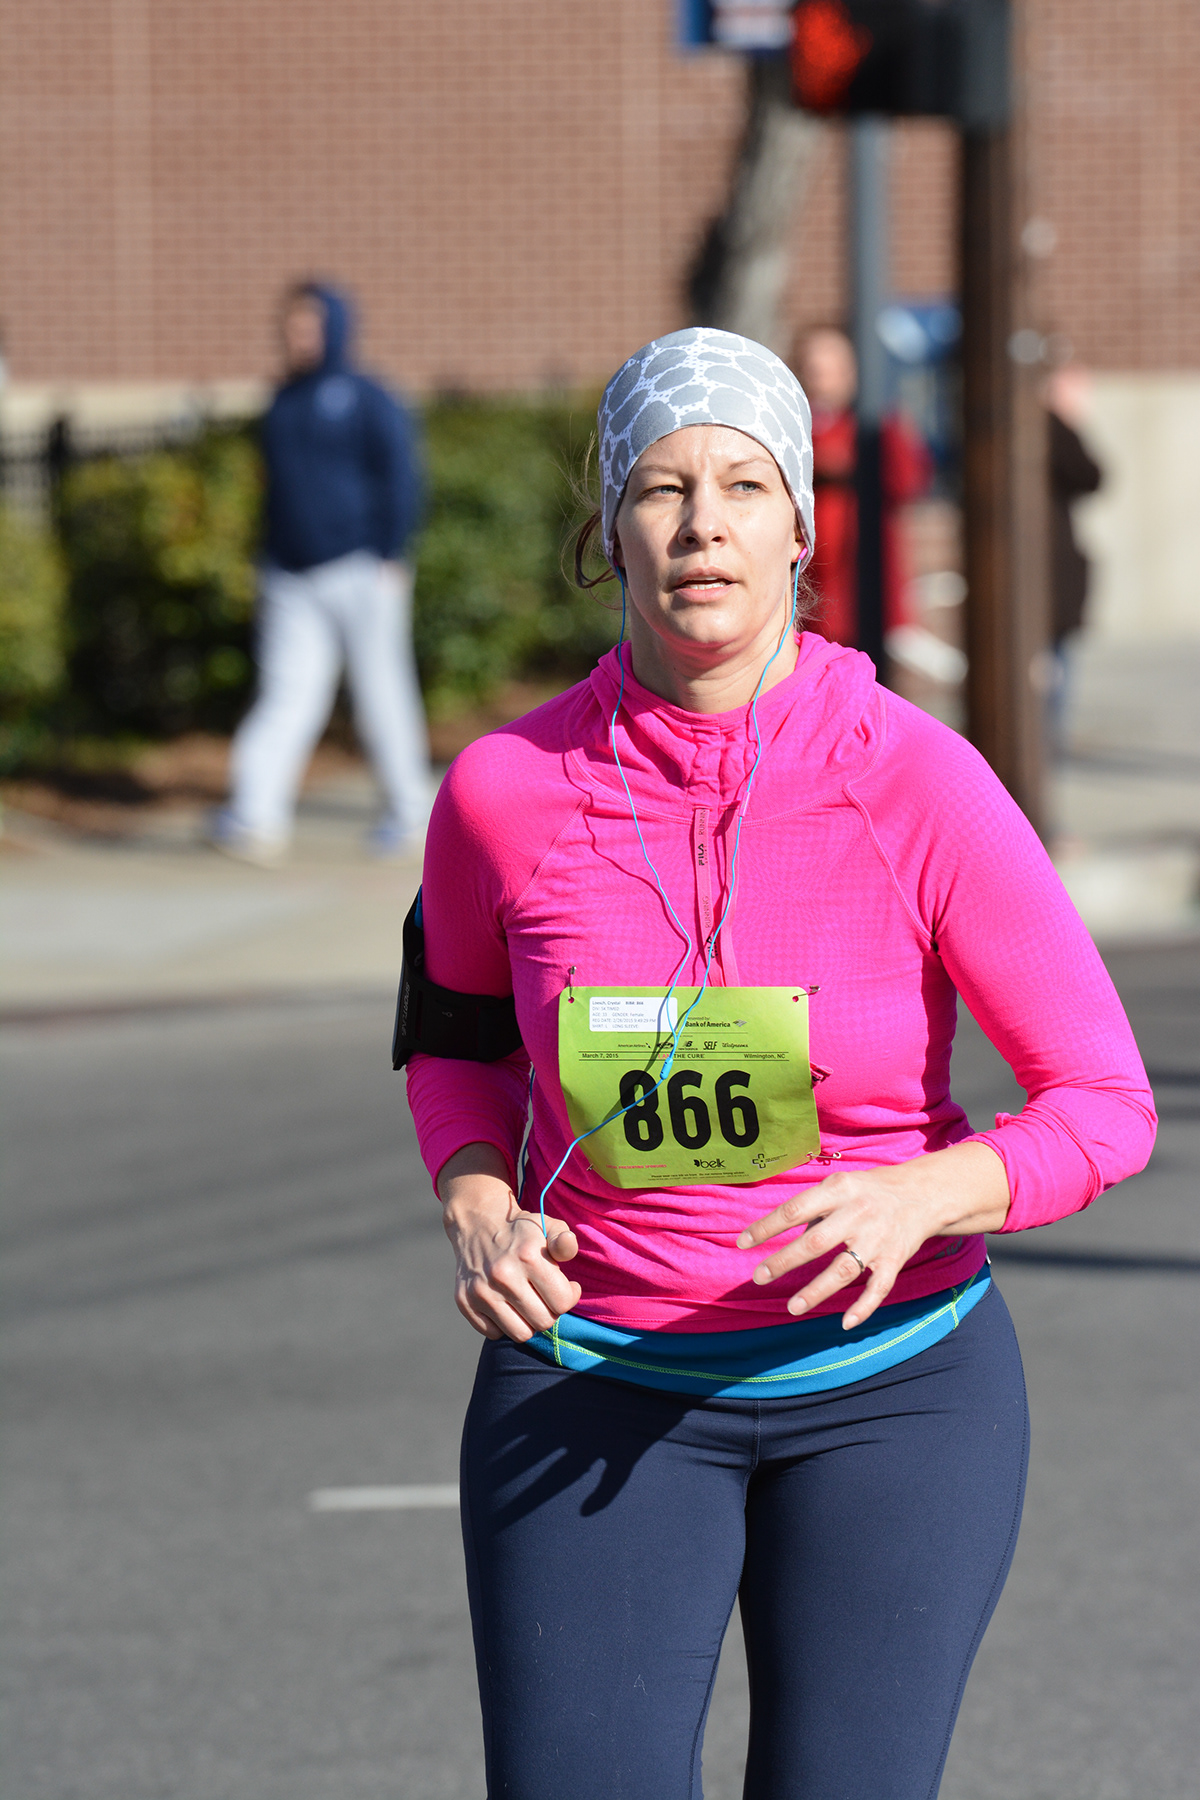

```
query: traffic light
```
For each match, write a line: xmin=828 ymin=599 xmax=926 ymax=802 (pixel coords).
xmin=789 ymin=0 xmax=1008 ymax=126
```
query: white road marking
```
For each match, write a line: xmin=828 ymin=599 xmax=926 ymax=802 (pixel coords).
xmin=308 ymin=1484 xmax=459 ymax=1511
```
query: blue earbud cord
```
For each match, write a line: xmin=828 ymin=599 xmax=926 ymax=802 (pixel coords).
xmin=534 ymin=556 xmax=804 ymax=1236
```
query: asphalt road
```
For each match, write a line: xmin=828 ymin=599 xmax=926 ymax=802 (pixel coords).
xmin=2 ymin=944 xmax=1198 ymax=1800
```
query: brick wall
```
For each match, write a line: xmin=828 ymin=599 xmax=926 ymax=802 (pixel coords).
xmin=1024 ymin=0 xmax=1200 ymax=369
xmin=0 ymin=0 xmax=1194 ymax=394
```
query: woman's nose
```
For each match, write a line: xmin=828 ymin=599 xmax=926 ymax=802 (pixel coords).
xmin=679 ymin=484 xmax=727 ymax=545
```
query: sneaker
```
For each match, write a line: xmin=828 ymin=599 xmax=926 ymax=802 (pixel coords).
xmin=206 ymin=810 xmax=288 ymax=868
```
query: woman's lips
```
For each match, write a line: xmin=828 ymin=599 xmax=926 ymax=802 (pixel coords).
xmin=671 ymin=571 xmax=735 ymax=596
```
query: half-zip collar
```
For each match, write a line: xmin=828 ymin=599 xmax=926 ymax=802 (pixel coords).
xmin=578 ymin=630 xmax=882 ymax=818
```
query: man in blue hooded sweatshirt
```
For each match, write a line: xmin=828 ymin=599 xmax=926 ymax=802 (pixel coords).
xmin=213 ymin=282 xmax=431 ymax=862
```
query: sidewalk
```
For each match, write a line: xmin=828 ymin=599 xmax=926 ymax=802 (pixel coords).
xmin=0 ymin=766 xmax=420 ymax=1016
xmin=1049 ymin=636 xmax=1200 ymax=940
xmin=2 ymin=639 xmax=1197 ymax=1017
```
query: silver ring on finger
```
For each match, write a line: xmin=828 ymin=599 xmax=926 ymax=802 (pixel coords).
xmin=844 ymin=1245 xmax=867 ymax=1277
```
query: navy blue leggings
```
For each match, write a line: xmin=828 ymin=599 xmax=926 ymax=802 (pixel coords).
xmin=460 ymin=1281 xmax=1029 ymax=1800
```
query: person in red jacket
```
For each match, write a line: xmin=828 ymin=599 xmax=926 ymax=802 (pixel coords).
xmin=795 ymin=325 xmax=932 ymax=646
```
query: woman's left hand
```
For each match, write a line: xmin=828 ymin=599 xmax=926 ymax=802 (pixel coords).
xmin=736 ymin=1140 xmax=1011 ymax=1329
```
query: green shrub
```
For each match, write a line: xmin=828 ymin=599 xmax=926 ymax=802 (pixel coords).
xmin=414 ymin=396 xmax=615 ymax=711
xmin=0 ymin=506 xmax=68 ymax=768
xmin=58 ymin=426 xmax=261 ymax=736
xmin=0 ymin=506 xmax=67 ymax=704
xmin=43 ymin=396 xmax=616 ymax=750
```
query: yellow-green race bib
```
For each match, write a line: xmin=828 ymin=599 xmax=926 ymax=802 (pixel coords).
xmin=558 ymin=986 xmax=822 ymax=1189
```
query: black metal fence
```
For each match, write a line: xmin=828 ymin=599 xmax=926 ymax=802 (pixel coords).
xmin=0 ymin=412 xmax=225 ymax=524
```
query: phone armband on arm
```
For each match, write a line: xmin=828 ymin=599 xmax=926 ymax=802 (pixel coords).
xmin=392 ymin=888 xmax=523 ymax=1070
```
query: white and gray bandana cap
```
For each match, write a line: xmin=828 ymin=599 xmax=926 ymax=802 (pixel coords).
xmin=598 ymin=326 xmax=814 ymax=563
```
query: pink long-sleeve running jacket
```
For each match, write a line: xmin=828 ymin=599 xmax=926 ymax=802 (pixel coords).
xmin=406 ymin=631 xmax=1156 ymax=1331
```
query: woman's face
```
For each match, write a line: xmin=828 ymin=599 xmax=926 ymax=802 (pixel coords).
xmin=613 ymin=425 xmax=802 ymax=668
xmin=280 ymin=297 xmax=326 ymax=374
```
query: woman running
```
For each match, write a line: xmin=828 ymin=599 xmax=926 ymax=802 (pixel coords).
xmin=403 ymin=328 xmax=1155 ymax=1800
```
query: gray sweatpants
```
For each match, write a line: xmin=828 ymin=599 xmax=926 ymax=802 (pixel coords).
xmin=227 ymin=551 xmax=432 ymax=841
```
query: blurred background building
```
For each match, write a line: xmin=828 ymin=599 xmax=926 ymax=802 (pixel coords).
xmin=1 ymin=0 xmax=1197 ymax=645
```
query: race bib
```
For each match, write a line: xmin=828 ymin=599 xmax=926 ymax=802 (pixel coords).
xmin=558 ymin=986 xmax=822 ymax=1189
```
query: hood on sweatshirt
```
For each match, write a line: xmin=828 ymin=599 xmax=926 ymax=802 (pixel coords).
xmin=297 ymin=282 xmax=355 ymax=373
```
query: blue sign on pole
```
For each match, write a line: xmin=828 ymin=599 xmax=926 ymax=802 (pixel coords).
xmin=678 ymin=0 xmax=794 ymax=52
xmin=677 ymin=0 xmax=713 ymax=47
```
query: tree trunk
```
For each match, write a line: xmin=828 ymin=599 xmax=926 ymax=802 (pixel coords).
xmin=688 ymin=55 xmax=823 ymax=353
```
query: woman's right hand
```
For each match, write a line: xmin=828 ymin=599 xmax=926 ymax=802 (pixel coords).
xmin=437 ymin=1143 xmax=581 ymax=1342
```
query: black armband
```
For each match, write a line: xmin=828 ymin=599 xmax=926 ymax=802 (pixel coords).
xmin=392 ymin=888 xmax=523 ymax=1070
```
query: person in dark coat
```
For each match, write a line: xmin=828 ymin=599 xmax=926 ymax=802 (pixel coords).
xmin=1046 ymin=370 xmax=1104 ymax=647
xmin=1042 ymin=364 xmax=1104 ymax=753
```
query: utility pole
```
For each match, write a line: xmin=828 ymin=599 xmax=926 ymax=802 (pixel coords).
xmin=960 ymin=0 xmax=1047 ymax=830
xmin=1005 ymin=0 xmax=1052 ymax=832
xmin=850 ymin=115 xmax=889 ymax=676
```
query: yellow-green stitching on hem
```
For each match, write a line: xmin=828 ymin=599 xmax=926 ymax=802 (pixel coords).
xmin=548 ymin=1279 xmax=984 ymax=1387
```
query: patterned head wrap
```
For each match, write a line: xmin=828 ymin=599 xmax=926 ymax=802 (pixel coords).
xmin=598 ymin=327 xmax=814 ymax=564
